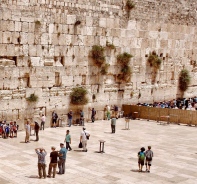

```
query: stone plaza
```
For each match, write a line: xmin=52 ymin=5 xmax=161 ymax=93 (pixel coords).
xmin=0 ymin=118 xmax=196 ymax=184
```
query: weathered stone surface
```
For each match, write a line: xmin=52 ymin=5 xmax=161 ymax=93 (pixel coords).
xmin=0 ymin=0 xmax=196 ymax=125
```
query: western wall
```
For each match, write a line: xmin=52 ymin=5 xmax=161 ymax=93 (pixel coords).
xmin=0 ymin=0 xmax=197 ymax=129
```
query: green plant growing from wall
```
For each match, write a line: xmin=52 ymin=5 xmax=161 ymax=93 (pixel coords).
xmin=26 ymin=93 xmax=38 ymax=102
xmin=70 ymin=87 xmax=88 ymax=105
xmin=101 ymin=63 xmax=110 ymax=75
xmin=147 ymin=51 xmax=162 ymax=83
xmin=35 ymin=20 xmax=41 ymax=26
xmin=106 ymin=41 xmax=115 ymax=50
xmin=179 ymin=69 xmax=191 ymax=92
xmin=126 ymin=0 xmax=135 ymax=10
xmin=117 ymin=52 xmax=133 ymax=82
xmin=91 ymin=45 xmax=105 ymax=66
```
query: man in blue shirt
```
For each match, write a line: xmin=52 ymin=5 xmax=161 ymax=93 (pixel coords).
xmin=58 ymin=143 xmax=67 ymax=174
xmin=35 ymin=148 xmax=47 ymax=179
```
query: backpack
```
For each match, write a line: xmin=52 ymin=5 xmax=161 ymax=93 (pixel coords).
xmin=139 ymin=151 xmax=145 ymax=161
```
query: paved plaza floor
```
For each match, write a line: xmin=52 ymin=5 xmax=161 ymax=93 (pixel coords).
xmin=0 ymin=118 xmax=197 ymax=184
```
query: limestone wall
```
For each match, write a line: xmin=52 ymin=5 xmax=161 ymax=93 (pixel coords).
xmin=0 ymin=0 xmax=197 ymax=129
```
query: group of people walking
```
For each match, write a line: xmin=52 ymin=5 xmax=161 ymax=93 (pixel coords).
xmin=35 ymin=143 xmax=67 ymax=179
xmin=138 ymin=146 xmax=154 ymax=172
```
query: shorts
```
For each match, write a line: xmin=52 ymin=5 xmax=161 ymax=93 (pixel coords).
xmin=145 ymin=158 xmax=152 ymax=166
xmin=52 ymin=119 xmax=57 ymax=124
xmin=138 ymin=159 xmax=144 ymax=166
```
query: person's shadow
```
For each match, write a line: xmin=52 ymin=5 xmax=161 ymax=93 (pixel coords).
xmin=27 ymin=175 xmax=39 ymax=179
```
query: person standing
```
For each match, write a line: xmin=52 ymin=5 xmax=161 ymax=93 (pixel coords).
xmin=67 ymin=110 xmax=73 ymax=127
xmin=145 ymin=146 xmax=154 ymax=173
xmin=114 ymin=105 xmax=119 ymax=118
xmin=91 ymin=108 xmax=96 ymax=123
xmin=25 ymin=121 xmax=31 ymax=143
xmin=40 ymin=114 xmax=46 ymax=130
xmin=13 ymin=121 xmax=18 ymax=137
xmin=34 ymin=121 xmax=40 ymax=141
xmin=65 ymin=130 xmax=72 ymax=151
xmin=52 ymin=111 xmax=58 ymax=128
xmin=111 ymin=116 xmax=116 ymax=133
xmin=80 ymin=127 xmax=90 ymax=152
xmin=47 ymin=146 xmax=58 ymax=178
xmin=138 ymin=147 xmax=145 ymax=172
xmin=80 ymin=110 xmax=84 ymax=126
xmin=58 ymin=143 xmax=67 ymax=174
xmin=106 ymin=105 xmax=111 ymax=120
xmin=35 ymin=148 xmax=47 ymax=179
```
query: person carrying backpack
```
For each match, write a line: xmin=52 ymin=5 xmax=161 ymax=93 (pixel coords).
xmin=145 ymin=146 xmax=154 ymax=172
xmin=138 ymin=147 xmax=145 ymax=172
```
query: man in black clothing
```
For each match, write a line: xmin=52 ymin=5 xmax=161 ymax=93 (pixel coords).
xmin=47 ymin=146 xmax=59 ymax=178
xmin=91 ymin=108 xmax=96 ymax=123
xmin=34 ymin=122 xmax=40 ymax=141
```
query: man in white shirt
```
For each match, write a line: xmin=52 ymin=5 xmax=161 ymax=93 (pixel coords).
xmin=25 ymin=121 xmax=31 ymax=143
xmin=40 ymin=114 xmax=46 ymax=130
xmin=80 ymin=127 xmax=90 ymax=152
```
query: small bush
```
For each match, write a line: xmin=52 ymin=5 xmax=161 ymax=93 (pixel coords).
xmin=27 ymin=94 xmax=38 ymax=102
xmin=179 ymin=69 xmax=191 ymax=92
xmin=117 ymin=52 xmax=133 ymax=65
xmin=126 ymin=0 xmax=135 ymax=10
xmin=101 ymin=64 xmax=110 ymax=75
xmin=91 ymin=45 xmax=105 ymax=66
xmin=70 ymin=87 xmax=88 ymax=105
xmin=35 ymin=20 xmax=41 ymax=26
xmin=117 ymin=52 xmax=133 ymax=82
xmin=106 ymin=41 xmax=115 ymax=49
xmin=147 ymin=51 xmax=162 ymax=69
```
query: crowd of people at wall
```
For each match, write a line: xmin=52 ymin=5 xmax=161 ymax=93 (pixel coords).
xmin=0 ymin=121 xmax=18 ymax=138
xmin=136 ymin=97 xmax=197 ymax=110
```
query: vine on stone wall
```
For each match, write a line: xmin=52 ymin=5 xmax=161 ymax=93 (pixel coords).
xmin=179 ymin=69 xmax=191 ymax=92
xmin=26 ymin=93 xmax=38 ymax=102
xmin=147 ymin=51 xmax=162 ymax=83
xmin=91 ymin=45 xmax=105 ymax=66
xmin=117 ymin=52 xmax=133 ymax=82
xmin=70 ymin=87 xmax=88 ymax=105
xmin=126 ymin=0 xmax=135 ymax=10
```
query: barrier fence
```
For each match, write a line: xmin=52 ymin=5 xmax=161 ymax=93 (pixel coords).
xmin=122 ymin=105 xmax=197 ymax=126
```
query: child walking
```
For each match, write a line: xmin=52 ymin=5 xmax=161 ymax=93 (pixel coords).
xmin=65 ymin=130 xmax=72 ymax=151
xmin=145 ymin=146 xmax=154 ymax=172
xmin=138 ymin=147 xmax=145 ymax=172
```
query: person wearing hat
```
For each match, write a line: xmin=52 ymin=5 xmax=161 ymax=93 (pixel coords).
xmin=35 ymin=147 xmax=47 ymax=179
xmin=58 ymin=143 xmax=67 ymax=174
xmin=47 ymin=146 xmax=58 ymax=178
xmin=80 ymin=127 xmax=90 ymax=152
xmin=34 ymin=121 xmax=40 ymax=141
xmin=67 ymin=110 xmax=73 ymax=127
xmin=137 ymin=147 xmax=145 ymax=172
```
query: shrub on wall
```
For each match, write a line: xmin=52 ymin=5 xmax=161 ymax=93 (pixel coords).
xmin=101 ymin=64 xmax=110 ymax=75
xmin=147 ymin=51 xmax=162 ymax=69
xmin=70 ymin=87 xmax=88 ymax=105
xmin=126 ymin=0 xmax=135 ymax=10
xmin=26 ymin=93 xmax=38 ymax=102
xmin=147 ymin=51 xmax=162 ymax=83
xmin=117 ymin=52 xmax=133 ymax=82
xmin=91 ymin=45 xmax=105 ymax=66
xmin=179 ymin=69 xmax=191 ymax=92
